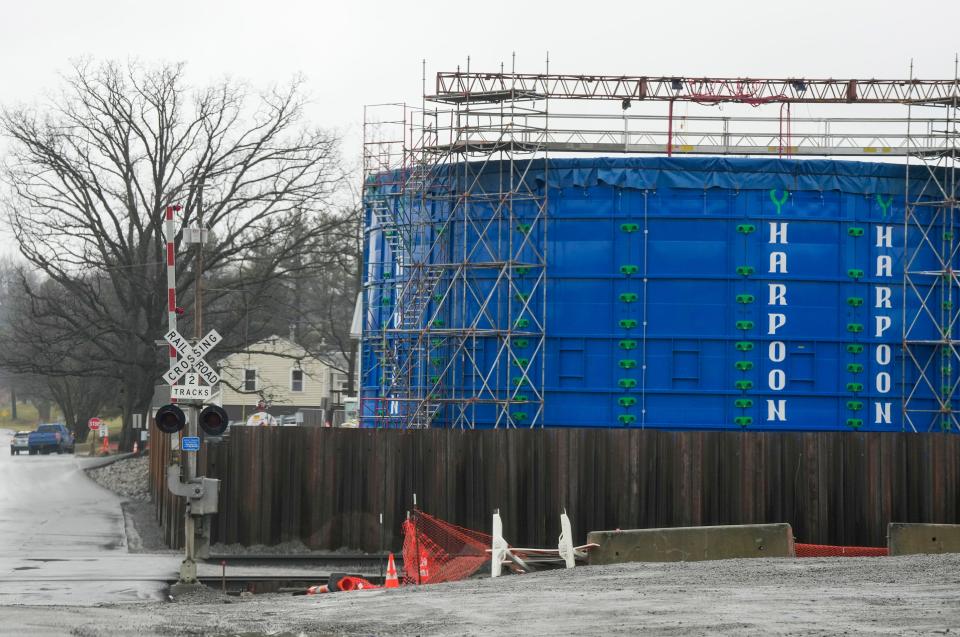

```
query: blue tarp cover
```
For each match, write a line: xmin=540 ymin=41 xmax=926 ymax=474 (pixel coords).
xmin=376 ymin=157 xmax=924 ymax=197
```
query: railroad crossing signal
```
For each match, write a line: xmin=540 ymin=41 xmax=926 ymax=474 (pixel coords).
xmin=163 ymin=328 xmax=222 ymax=391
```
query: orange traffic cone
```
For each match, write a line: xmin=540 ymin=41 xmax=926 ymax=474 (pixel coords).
xmin=385 ymin=553 xmax=399 ymax=588
xmin=101 ymin=435 xmax=109 ymax=455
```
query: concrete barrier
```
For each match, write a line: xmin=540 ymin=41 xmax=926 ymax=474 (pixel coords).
xmin=888 ymin=523 xmax=960 ymax=556
xmin=587 ymin=523 xmax=795 ymax=565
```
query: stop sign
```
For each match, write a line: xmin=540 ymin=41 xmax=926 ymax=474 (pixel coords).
xmin=88 ymin=417 xmax=102 ymax=431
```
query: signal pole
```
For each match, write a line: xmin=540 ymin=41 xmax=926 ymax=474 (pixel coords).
xmin=161 ymin=202 xmax=222 ymax=592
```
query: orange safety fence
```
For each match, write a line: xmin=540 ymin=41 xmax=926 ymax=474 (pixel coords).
xmin=795 ymin=543 xmax=888 ymax=557
xmin=401 ymin=510 xmax=503 ymax=585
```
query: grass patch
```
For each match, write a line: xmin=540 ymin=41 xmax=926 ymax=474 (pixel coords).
xmin=0 ymin=402 xmax=64 ymax=431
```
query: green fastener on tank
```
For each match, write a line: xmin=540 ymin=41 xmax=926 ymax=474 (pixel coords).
xmin=514 ymin=358 xmax=529 ymax=367
xmin=847 ymin=297 xmax=864 ymax=307
xmin=619 ymin=293 xmax=638 ymax=303
xmin=515 ymin=266 xmax=530 ymax=276
xmin=847 ymin=363 xmax=864 ymax=373
xmin=735 ymin=416 xmax=753 ymax=427
xmin=846 ymin=418 xmax=863 ymax=428
xmin=946 ymin=232 xmax=954 ymax=241
xmin=432 ymin=294 xmax=444 ymax=302
xmin=513 ymin=339 xmax=529 ymax=348
xmin=513 ymin=395 xmax=529 ymax=402
xmin=944 ymin=301 xmax=954 ymax=310
xmin=619 ymin=319 xmax=638 ymax=329
xmin=618 ymin=397 xmax=637 ymax=407
xmin=735 ymin=294 xmax=755 ymax=304
xmin=620 ymin=223 xmax=640 ymax=233
xmin=430 ymin=338 xmax=443 ymax=347
xmin=735 ymin=380 xmax=753 ymax=390
xmin=430 ymin=357 xmax=443 ymax=366
xmin=846 ymin=382 xmax=864 ymax=392
xmin=431 ymin=319 xmax=445 ymax=328
xmin=515 ymin=318 xmax=530 ymax=328
xmin=735 ymin=360 xmax=754 ymax=371
xmin=846 ymin=344 xmax=865 ymax=354
xmin=516 ymin=223 xmax=531 ymax=234
xmin=511 ymin=412 xmax=528 ymax=422
xmin=736 ymin=224 xmax=756 ymax=234
xmin=618 ymin=378 xmax=638 ymax=389
xmin=618 ymin=414 xmax=637 ymax=425
xmin=619 ymin=359 xmax=637 ymax=369
xmin=512 ymin=376 xmax=529 ymax=386
xmin=619 ymin=339 xmax=638 ymax=350
xmin=514 ymin=292 xmax=530 ymax=302
xmin=735 ymin=399 xmax=754 ymax=409
xmin=848 ymin=227 xmax=865 ymax=237
xmin=847 ymin=323 xmax=864 ymax=333
xmin=736 ymin=265 xmax=755 ymax=276
xmin=847 ymin=269 xmax=864 ymax=279
xmin=847 ymin=401 xmax=864 ymax=411
xmin=735 ymin=341 xmax=754 ymax=351
xmin=620 ymin=264 xmax=640 ymax=276
xmin=943 ymin=366 xmax=952 ymax=375
xmin=736 ymin=320 xmax=754 ymax=330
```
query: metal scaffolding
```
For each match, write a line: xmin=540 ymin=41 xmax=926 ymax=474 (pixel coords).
xmin=903 ymin=59 xmax=960 ymax=432
xmin=363 ymin=66 xmax=960 ymax=430
xmin=362 ymin=63 xmax=550 ymax=429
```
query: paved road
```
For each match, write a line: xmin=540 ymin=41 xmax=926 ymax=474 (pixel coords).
xmin=0 ymin=429 xmax=175 ymax=605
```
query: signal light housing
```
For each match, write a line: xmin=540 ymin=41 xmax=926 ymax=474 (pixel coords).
xmin=199 ymin=405 xmax=229 ymax=437
xmin=155 ymin=404 xmax=186 ymax=434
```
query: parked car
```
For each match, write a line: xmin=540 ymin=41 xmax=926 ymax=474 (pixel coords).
xmin=10 ymin=431 xmax=30 ymax=455
xmin=27 ymin=423 xmax=75 ymax=455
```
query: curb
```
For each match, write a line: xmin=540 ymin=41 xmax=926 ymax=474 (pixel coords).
xmin=77 ymin=451 xmax=137 ymax=470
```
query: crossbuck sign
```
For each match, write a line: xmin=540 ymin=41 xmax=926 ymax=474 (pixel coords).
xmin=163 ymin=329 xmax=222 ymax=399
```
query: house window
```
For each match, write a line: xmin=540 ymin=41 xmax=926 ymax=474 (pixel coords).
xmin=291 ymin=369 xmax=304 ymax=393
xmin=243 ymin=368 xmax=257 ymax=392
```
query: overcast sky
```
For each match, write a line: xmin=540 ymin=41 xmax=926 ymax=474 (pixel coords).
xmin=0 ymin=0 xmax=956 ymax=253
xmin=2 ymin=0 xmax=957 ymax=151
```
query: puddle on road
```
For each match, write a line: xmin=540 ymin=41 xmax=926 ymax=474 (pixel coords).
xmin=212 ymin=634 xmax=333 ymax=637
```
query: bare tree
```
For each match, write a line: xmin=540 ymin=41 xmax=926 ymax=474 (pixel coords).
xmin=1 ymin=60 xmax=346 ymax=447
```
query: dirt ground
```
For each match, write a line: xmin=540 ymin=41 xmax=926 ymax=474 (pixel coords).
xmin=2 ymin=553 xmax=959 ymax=636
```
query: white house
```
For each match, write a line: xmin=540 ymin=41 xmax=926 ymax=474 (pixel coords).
xmin=217 ymin=336 xmax=349 ymax=424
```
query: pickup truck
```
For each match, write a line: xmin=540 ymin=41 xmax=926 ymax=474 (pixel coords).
xmin=28 ymin=423 xmax=75 ymax=455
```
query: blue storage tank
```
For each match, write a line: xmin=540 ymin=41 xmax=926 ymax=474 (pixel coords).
xmin=362 ymin=157 xmax=940 ymax=430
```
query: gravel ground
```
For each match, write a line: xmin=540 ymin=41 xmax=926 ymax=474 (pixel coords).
xmin=85 ymin=456 xmax=151 ymax=501
xmin=3 ymin=553 xmax=959 ymax=636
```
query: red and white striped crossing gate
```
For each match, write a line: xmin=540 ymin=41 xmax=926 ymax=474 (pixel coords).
xmin=165 ymin=205 xmax=182 ymax=400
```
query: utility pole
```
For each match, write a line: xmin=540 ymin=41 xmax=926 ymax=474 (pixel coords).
xmin=182 ymin=191 xmax=204 ymax=584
